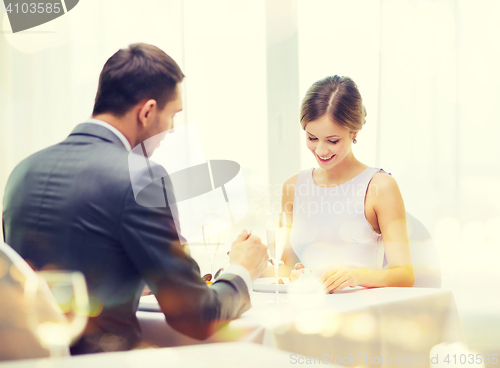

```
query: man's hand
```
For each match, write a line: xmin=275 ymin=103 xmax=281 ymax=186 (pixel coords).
xmin=229 ymin=230 xmax=269 ymax=280
xmin=141 ymin=285 xmax=152 ymax=296
xmin=320 ymin=267 xmax=359 ymax=293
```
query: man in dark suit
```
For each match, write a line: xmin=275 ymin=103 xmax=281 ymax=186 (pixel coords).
xmin=2 ymin=43 xmax=268 ymax=354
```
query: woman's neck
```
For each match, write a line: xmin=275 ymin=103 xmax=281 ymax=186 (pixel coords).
xmin=316 ymin=152 xmax=366 ymax=185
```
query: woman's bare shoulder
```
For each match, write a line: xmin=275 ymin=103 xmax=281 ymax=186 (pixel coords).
xmin=284 ymin=173 xmax=300 ymax=186
xmin=282 ymin=173 xmax=300 ymax=199
xmin=370 ymin=170 xmax=399 ymax=192
xmin=368 ymin=170 xmax=404 ymax=213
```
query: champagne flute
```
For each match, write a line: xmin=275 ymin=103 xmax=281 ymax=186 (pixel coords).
xmin=24 ymin=270 xmax=90 ymax=357
xmin=202 ymin=211 xmax=222 ymax=278
xmin=266 ymin=212 xmax=288 ymax=303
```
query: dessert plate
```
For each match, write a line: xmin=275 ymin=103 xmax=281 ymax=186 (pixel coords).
xmin=252 ymin=277 xmax=290 ymax=293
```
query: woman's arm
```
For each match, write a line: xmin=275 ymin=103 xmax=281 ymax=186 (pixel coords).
xmin=321 ymin=173 xmax=415 ymax=292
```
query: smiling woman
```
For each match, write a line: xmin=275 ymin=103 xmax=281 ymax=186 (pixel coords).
xmin=281 ymin=75 xmax=415 ymax=293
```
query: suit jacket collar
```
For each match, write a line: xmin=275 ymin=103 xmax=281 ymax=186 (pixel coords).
xmin=69 ymin=123 xmax=128 ymax=151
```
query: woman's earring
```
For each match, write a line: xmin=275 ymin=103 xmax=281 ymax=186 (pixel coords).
xmin=353 ymin=138 xmax=357 ymax=144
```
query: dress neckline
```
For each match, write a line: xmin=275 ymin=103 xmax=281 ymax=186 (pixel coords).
xmin=310 ymin=167 xmax=371 ymax=189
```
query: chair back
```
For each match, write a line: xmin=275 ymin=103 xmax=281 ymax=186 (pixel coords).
xmin=382 ymin=212 xmax=441 ymax=288
xmin=405 ymin=212 xmax=441 ymax=288
xmin=0 ymin=243 xmax=61 ymax=360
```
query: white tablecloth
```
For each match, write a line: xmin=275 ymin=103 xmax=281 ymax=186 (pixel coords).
xmin=138 ymin=287 xmax=466 ymax=368
xmin=0 ymin=342 xmax=316 ymax=368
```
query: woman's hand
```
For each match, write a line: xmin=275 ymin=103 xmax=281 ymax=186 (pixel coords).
xmin=289 ymin=263 xmax=305 ymax=282
xmin=319 ymin=267 xmax=359 ymax=293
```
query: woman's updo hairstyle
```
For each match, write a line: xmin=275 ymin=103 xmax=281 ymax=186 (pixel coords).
xmin=300 ymin=75 xmax=367 ymax=132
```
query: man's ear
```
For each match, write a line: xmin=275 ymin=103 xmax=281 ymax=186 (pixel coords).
xmin=137 ymin=99 xmax=157 ymax=128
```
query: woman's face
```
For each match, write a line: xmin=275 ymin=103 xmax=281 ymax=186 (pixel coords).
xmin=305 ymin=114 xmax=356 ymax=170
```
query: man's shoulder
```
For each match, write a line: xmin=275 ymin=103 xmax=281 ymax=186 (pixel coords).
xmin=8 ymin=137 xmax=134 ymax=195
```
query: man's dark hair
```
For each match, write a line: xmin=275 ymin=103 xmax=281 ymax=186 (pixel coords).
xmin=92 ymin=43 xmax=185 ymax=117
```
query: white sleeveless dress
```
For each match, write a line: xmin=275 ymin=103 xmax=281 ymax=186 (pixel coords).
xmin=289 ymin=167 xmax=388 ymax=273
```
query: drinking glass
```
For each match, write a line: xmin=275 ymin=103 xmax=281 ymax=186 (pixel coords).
xmin=202 ymin=211 xmax=222 ymax=277
xmin=266 ymin=212 xmax=288 ymax=303
xmin=24 ymin=270 xmax=90 ymax=357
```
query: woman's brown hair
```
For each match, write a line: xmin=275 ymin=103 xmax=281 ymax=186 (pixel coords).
xmin=92 ymin=43 xmax=185 ymax=117
xmin=300 ymin=75 xmax=366 ymax=132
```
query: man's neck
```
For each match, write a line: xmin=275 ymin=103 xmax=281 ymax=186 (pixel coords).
xmin=91 ymin=113 xmax=136 ymax=148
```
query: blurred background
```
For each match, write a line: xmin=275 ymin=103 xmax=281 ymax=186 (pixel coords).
xmin=1 ymin=0 xmax=499 ymax=358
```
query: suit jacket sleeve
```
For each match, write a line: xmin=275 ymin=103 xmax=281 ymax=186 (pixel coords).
xmin=118 ymin=175 xmax=250 ymax=340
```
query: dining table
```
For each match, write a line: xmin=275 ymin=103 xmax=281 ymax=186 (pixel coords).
xmin=0 ymin=341 xmax=315 ymax=368
xmin=138 ymin=284 xmax=466 ymax=368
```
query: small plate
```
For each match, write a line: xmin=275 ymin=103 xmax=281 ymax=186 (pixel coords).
xmin=252 ymin=277 xmax=290 ymax=293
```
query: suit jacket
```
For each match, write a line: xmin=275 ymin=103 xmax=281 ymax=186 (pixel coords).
xmin=2 ymin=123 xmax=250 ymax=354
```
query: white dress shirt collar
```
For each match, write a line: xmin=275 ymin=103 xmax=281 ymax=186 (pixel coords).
xmin=84 ymin=118 xmax=132 ymax=152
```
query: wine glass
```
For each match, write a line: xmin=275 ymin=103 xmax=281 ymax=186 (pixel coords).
xmin=24 ymin=270 xmax=90 ymax=357
xmin=266 ymin=212 xmax=288 ymax=303
xmin=202 ymin=211 xmax=222 ymax=278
